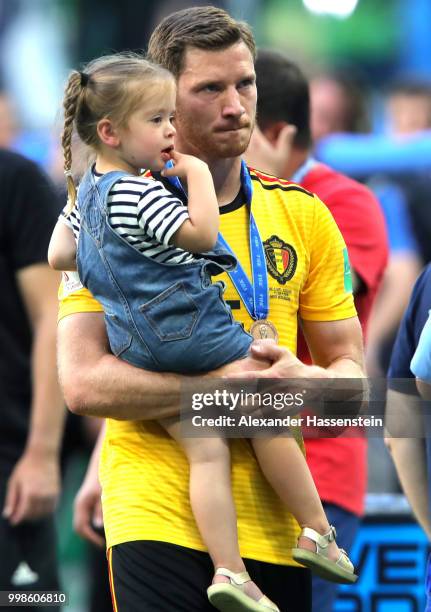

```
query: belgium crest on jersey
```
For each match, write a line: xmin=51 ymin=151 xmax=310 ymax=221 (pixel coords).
xmin=263 ymin=235 xmax=297 ymax=285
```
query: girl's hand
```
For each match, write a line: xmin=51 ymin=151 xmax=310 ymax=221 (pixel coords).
xmin=161 ymin=150 xmax=209 ymax=180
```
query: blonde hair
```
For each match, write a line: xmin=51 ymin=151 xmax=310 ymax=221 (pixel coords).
xmin=61 ymin=52 xmax=174 ymax=209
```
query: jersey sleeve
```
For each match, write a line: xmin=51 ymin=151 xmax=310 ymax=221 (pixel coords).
xmin=137 ymin=181 xmax=189 ymax=246
xmin=299 ymin=196 xmax=357 ymax=321
xmin=325 ymin=184 xmax=388 ymax=293
xmin=58 ymin=272 xmax=103 ymax=322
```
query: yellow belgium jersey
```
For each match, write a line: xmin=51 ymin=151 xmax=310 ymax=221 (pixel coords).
xmin=58 ymin=168 xmax=356 ymax=565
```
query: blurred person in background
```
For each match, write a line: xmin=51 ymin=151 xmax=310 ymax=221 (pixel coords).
xmin=386 ymin=80 xmax=431 ymax=136
xmin=0 ymin=149 xmax=65 ymax=607
xmin=309 ymin=68 xmax=423 ymax=378
xmin=381 ymin=79 xmax=431 ymax=266
xmin=366 ymin=79 xmax=431 ymax=376
xmin=245 ymin=49 xmax=388 ymax=612
xmin=0 ymin=89 xmax=18 ymax=148
xmin=309 ymin=70 xmax=370 ymax=143
xmin=71 ymin=416 xmax=112 ymax=612
xmin=385 ymin=264 xmax=431 ymax=611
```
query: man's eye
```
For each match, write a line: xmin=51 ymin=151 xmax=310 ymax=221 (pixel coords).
xmin=238 ymin=79 xmax=254 ymax=89
xmin=203 ymin=84 xmax=219 ymax=93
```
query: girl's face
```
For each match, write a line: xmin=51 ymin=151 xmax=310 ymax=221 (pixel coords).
xmin=117 ymin=81 xmax=176 ymax=172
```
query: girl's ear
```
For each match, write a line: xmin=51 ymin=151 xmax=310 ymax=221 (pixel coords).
xmin=97 ymin=118 xmax=121 ymax=148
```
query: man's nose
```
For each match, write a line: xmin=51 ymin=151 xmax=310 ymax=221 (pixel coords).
xmin=221 ymin=87 xmax=246 ymax=118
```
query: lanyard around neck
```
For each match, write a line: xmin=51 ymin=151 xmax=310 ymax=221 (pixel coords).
xmin=164 ymin=159 xmax=269 ymax=320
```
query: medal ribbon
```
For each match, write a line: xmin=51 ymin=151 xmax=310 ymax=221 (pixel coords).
xmin=164 ymin=159 xmax=269 ymax=320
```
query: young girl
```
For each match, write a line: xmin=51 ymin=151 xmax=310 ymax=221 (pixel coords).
xmin=49 ymin=53 xmax=356 ymax=612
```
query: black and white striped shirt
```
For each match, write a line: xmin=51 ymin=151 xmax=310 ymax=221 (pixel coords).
xmin=61 ymin=170 xmax=196 ymax=265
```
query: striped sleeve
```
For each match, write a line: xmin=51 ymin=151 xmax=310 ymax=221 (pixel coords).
xmin=60 ymin=205 xmax=81 ymax=242
xmin=136 ymin=182 xmax=189 ymax=246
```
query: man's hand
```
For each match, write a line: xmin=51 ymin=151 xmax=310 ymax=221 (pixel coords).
xmin=73 ymin=471 xmax=104 ymax=548
xmin=244 ymin=124 xmax=296 ymax=177
xmin=2 ymin=450 xmax=60 ymax=525
xmin=224 ymin=340 xmax=329 ymax=380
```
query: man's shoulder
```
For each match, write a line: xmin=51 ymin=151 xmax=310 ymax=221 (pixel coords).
xmin=250 ymin=167 xmax=314 ymax=197
xmin=0 ymin=148 xmax=45 ymax=184
xmin=388 ymin=268 xmax=431 ymax=381
xmin=304 ymin=163 xmax=374 ymax=199
xmin=394 ymin=264 xmax=431 ymax=349
xmin=0 ymin=147 xmax=32 ymax=167
xmin=410 ymin=265 xmax=431 ymax=320
xmin=304 ymin=163 xmax=380 ymax=216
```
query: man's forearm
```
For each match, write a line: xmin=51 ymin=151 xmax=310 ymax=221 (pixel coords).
xmin=58 ymin=313 xmax=185 ymax=420
xmin=388 ymin=436 xmax=430 ymax=538
xmin=58 ymin=312 xmax=263 ymax=420
xmin=27 ymin=310 xmax=66 ymax=456
xmin=366 ymin=255 xmax=422 ymax=347
xmin=386 ymin=389 xmax=431 ymax=538
xmin=69 ymin=353 xmax=184 ymax=420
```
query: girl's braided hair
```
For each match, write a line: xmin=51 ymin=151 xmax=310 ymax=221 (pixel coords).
xmin=61 ymin=52 xmax=173 ymax=209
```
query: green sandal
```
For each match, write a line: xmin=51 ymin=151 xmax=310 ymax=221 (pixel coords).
xmin=207 ymin=568 xmax=280 ymax=611
xmin=292 ymin=525 xmax=358 ymax=584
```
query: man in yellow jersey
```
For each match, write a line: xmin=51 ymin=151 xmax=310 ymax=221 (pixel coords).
xmin=61 ymin=7 xmax=364 ymax=611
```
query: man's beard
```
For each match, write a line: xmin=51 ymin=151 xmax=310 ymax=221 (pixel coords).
xmin=176 ymin=112 xmax=254 ymax=160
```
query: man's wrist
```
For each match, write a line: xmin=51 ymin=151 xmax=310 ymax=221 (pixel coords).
xmin=23 ymin=442 xmax=61 ymax=461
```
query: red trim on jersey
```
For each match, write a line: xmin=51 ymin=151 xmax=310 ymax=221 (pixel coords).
xmin=250 ymin=169 xmax=295 ymax=186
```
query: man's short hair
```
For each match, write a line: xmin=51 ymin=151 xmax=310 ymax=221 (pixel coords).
xmin=255 ymin=49 xmax=312 ymax=149
xmin=147 ymin=5 xmax=256 ymax=78
xmin=312 ymin=69 xmax=370 ymax=134
xmin=387 ymin=78 xmax=431 ymax=100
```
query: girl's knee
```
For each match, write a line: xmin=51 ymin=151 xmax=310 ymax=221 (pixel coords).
xmin=184 ymin=437 xmax=230 ymax=464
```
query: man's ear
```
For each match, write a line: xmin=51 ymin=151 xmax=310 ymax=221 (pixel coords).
xmin=97 ymin=118 xmax=120 ymax=148
xmin=260 ymin=121 xmax=289 ymax=145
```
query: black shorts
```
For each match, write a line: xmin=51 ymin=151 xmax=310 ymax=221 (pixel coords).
xmin=0 ymin=474 xmax=60 ymax=611
xmin=109 ymin=540 xmax=311 ymax=612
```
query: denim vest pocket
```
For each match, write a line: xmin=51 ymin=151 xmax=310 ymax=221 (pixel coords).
xmin=104 ymin=312 xmax=133 ymax=357
xmin=139 ymin=281 xmax=199 ymax=342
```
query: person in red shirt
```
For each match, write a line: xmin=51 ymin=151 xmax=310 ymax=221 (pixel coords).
xmin=246 ymin=49 xmax=388 ymax=612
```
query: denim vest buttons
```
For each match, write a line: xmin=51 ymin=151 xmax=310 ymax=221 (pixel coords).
xmin=77 ymin=168 xmax=252 ymax=373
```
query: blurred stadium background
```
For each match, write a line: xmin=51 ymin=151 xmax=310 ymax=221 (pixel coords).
xmin=1 ymin=0 xmax=431 ymax=610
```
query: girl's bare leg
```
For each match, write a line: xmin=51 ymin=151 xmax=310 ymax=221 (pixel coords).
xmin=252 ymin=436 xmax=343 ymax=559
xmin=161 ymin=417 xmax=264 ymax=600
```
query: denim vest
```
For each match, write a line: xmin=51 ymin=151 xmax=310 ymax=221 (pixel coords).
xmin=76 ymin=168 xmax=252 ymax=373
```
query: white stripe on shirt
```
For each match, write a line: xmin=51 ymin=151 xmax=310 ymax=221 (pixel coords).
xmin=61 ymin=172 xmax=197 ymax=265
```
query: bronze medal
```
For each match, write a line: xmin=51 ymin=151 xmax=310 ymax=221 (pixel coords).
xmin=249 ymin=320 xmax=279 ymax=343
